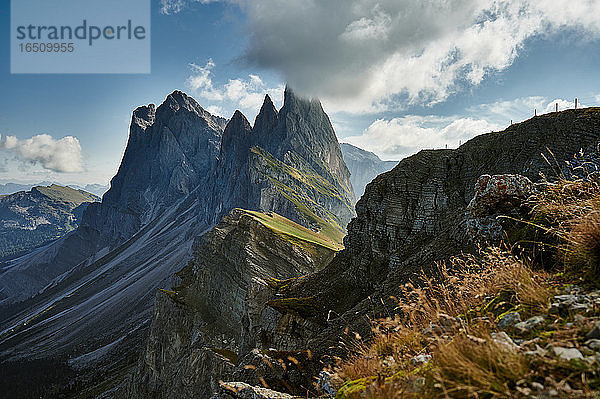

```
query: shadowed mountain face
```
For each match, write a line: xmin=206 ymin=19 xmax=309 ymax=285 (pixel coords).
xmin=0 ymin=91 xmax=227 ymax=307
xmin=0 ymin=89 xmax=355 ymax=394
xmin=340 ymin=143 xmax=398 ymax=200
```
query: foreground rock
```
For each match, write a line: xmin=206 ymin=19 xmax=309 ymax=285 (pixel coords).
xmin=212 ymin=382 xmax=295 ymax=399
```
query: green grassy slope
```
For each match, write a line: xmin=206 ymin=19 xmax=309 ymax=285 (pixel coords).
xmin=34 ymin=184 xmax=100 ymax=205
xmin=250 ymin=146 xmax=353 ymax=240
xmin=242 ymin=209 xmax=344 ymax=251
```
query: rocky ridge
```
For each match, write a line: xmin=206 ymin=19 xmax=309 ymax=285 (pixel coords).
xmin=122 ymin=209 xmax=338 ymax=398
xmin=132 ymin=108 xmax=600 ymax=397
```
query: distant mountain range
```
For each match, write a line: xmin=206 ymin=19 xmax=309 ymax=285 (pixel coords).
xmin=0 ymin=184 xmax=99 ymax=261
xmin=340 ymin=143 xmax=397 ymax=199
xmin=0 ymin=182 xmax=109 ymax=197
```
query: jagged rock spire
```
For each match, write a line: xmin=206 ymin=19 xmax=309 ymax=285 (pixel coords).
xmin=221 ymin=110 xmax=253 ymax=159
xmin=254 ymin=94 xmax=279 ymax=146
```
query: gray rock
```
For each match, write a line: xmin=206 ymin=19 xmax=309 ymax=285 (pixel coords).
xmin=531 ymin=382 xmax=544 ymax=391
xmin=514 ymin=315 xmax=545 ymax=333
xmin=467 ymin=174 xmax=534 ymax=217
xmin=549 ymin=293 xmax=593 ymax=314
xmin=498 ymin=312 xmax=522 ymax=330
xmin=587 ymin=321 xmax=600 ymax=339
xmin=317 ymin=371 xmax=337 ymax=395
xmin=216 ymin=382 xmax=294 ymax=399
xmin=552 ymin=347 xmax=584 ymax=361
xmin=411 ymin=354 xmax=432 ymax=365
xmin=491 ymin=332 xmax=519 ymax=352
xmin=524 ymin=345 xmax=548 ymax=357
xmin=586 ymin=339 xmax=600 ymax=350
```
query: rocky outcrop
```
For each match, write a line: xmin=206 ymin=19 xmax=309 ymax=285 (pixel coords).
xmin=253 ymin=108 xmax=600 ymax=369
xmin=212 ymin=382 xmax=295 ymax=399
xmin=465 ymin=174 xmax=536 ymax=244
xmin=125 ymin=209 xmax=337 ymax=398
xmin=340 ymin=143 xmax=397 ymax=200
xmin=467 ymin=174 xmax=535 ymax=217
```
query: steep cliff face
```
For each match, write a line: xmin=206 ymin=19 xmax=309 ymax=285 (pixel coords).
xmin=340 ymin=143 xmax=398 ymax=200
xmin=90 ymin=90 xmax=227 ymax=245
xmin=210 ymin=90 xmax=356 ymax=234
xmin=125 ymin=209 xmax=338 ymax=398
xmin=254 ymin=108 xmax=600 ymax=363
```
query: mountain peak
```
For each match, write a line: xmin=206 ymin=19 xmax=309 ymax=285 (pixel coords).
xmin=230 ymin=110 xmax=251 ymax=127
xmin=283 ymin=84 xmax=298 ymax=107
xmin=263 ymin=93 xmax=274 ymax=106
xmin=254 ymin=94 xmax=279 ymax=141
xmin=221 ymin=110 xmax=253 ymax=160
xmin=161 ymin=90 xmax=204 ymax=115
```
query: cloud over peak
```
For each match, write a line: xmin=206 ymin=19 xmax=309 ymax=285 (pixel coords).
xmin=0 ymin=134 xmax=84 ymax=173
xmin=169 ymin=0 xmax=600 ymax=114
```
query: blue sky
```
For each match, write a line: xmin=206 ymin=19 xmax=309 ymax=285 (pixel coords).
xmin=1 ymin=0 xmax=600 ymax=185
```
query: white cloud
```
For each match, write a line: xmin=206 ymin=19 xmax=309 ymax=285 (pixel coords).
xmin=341 ymin=93 xmax=599 ymax=160
xmin=544 ymin=98 xmax=584 ymax=113
xmin=468 ymin=96 xmax=591 ymax=125
xmin=468 ymin=96 xmax=547 ymax=123
xmin=340 ymin=4 xmax=393 ymax=42
xmin=186 ymin=59 xmax=284 ymax=119
xmin=0 ymin=134 xmax=84 ymax=173
xmin=160 ymin=0 xmax=220 ymax=15
xmin=183 ymin=0 xmax=600 ymax=114
xmin=343 ymin=115 xmax=500 ymax=160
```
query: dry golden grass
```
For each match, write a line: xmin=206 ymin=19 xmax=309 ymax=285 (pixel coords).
xmin=521 ymin=178 xmax=600 ymax=280
xmin=564 ymin=210 xmax=600 ymax=278
xmin=333 ymin=248 xmax=552 ymax=398
xmin=429 ymin=328 xmax=528 ymax=398
xmin=396 ymin=248 xmax=551 ymax=329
